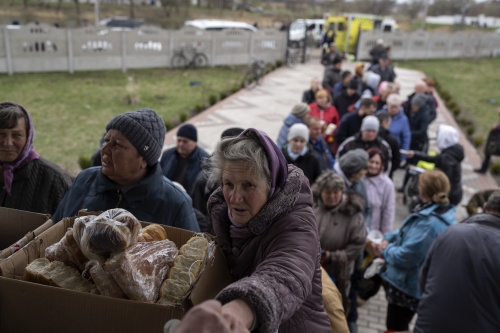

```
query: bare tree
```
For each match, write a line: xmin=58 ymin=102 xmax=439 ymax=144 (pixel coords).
xmin=399 ymin=0 xmax=425 ymax=20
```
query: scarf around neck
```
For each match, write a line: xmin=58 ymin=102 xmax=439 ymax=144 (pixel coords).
xmin=0 ymin=102 xmax=40 ymax=195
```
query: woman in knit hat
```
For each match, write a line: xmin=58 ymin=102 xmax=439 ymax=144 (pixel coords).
xmin=52 ymin=108 xmax=199 ymax=231
xmin=281 ymin=123 xmax=322 ymax=185
xmin=276 ymin=103 xmax=310 ymax=149
xmin=309 ymin=88 xmax=340 ymax=129
xmin=0 ymin=102 xmax=71 ymax=215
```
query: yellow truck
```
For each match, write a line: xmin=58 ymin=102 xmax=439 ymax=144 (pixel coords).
xmin=323 ymin=13 xmax=396 ymax=55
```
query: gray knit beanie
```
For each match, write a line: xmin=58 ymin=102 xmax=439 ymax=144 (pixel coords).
xmin=106 ymin=108 xmax=166 ymax=166
xmin=291 ymin=103 xmax=310 ymax=119
xmin=287 ymin=123 xmax=309 ymax=142
xmin=339 ymin=149 xmax=368 ymax=174
xmin=411 ymin=93 xmax=427 ymax=108
xmin=361 ymin=115 xmax=380 ymax=132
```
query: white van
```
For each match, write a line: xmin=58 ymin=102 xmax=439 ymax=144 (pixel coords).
xmin=184 ymin=19 xmax=258 ymax=32
xmin=289 ymin=19 xmax=325 ymax=48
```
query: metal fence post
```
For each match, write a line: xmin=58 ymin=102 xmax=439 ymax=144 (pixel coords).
xmin=67 ymin=29 xmax=74 ymax=74
xmin=121 ymin=30 xmax=127 ymax=73
xmin=3 ymin=28 xmax=13 ymax=75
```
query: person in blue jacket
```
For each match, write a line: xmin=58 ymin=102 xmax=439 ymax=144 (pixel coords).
xmin=276 ymin=103 xmax=310 ymax=149
xmin=374 ymin=169 xmax=456 ymax=332
xmin=160 ymin=124 xmax=209 ymax=194
xmin=52 ymin=108 xmax=199 ymax=232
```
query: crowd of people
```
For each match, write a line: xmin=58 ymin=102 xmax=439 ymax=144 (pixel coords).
xmin=1 ymin=45 xmax=500 ymax=333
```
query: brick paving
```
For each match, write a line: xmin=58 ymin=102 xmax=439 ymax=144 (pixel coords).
xmin=163 ymin=50 xmax=499 ymax=332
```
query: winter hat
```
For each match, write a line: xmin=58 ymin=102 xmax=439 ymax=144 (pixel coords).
xmin=291 ymin=103 xmax=310 ymax=119
xmin=341 ymin=70 xmax=352 ymax=80
xmin=348 ymin=78 xmax=358 ymax=90
xmin=221 ymin=127 xmax=244 ymax=139
xmin=287 ymin=123 xmax=309 ymax=142
xmin=106 ymin=108 xmax=166 ymax=166
xmin=333 ymin=57 xmax=342 ymax=65
xmin=361 ymin=115 xmax=380 ymax=132
xmin=437 ymin=124 xmax=459 ymax=151
xmin=177 ymin=124 xmax=198 ymax=142
xmin=411 ymin=93 xmax=428 ymax=108
xmin=386 ymin=93 xmax=402 ymax=106
xmin=339 ymin=149 xmax=368 ymax=174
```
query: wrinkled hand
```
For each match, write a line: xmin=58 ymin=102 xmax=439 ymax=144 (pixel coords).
xmin=405 ymin=150 xmax=415 ymax=158
xmin=372 ymin=240 xmax=389 ymax=257
xmin=173 ymin=300 xmax=249 ymax=333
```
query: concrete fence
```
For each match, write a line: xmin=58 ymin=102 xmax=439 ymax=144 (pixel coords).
xmin=357 ymin=30 xmax=500 ymax=61
xmin=0 ymin=23 xmax=287 ymax=75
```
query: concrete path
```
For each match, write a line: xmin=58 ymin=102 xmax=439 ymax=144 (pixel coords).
xmin=163 ymin=51 xmax=499 ymax=332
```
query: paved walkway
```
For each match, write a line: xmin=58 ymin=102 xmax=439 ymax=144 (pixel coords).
xmin=163 ymin=52 xmax=499 ymax=332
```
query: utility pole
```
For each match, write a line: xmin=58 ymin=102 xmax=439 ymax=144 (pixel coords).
xmin=421 ymin=0 xmax=429 ymax=30
xmin=95 ymin=0 xmax=100 ymax=26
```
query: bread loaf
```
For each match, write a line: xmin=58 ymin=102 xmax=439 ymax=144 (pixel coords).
xmin=157 ymin=236 xmax=209 ymax=305
xmin=106 ymin=239 xmax=178 ymax=303
xmin=24 ymin=258 xmax=99 ymax=294
xmin=45 ymin=229 xmax=89 ymax=272
xmin=87 ymin=260 xmax=128 ymax=299
xmin=74 ymin=209 xmax=141 ymax=260
xmin=137 ymin=224 xmax=168 ymax=243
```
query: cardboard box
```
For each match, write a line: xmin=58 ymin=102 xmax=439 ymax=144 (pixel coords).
xmin=0 ymin=207 xmax=52 ymax=265
xmin=0 ymin=212 xmax=234 ymax=333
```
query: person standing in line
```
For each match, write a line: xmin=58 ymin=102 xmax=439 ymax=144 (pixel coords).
xmin=302 ymin=78 xmax=321 ymax=105
xmin=276 ymin=103 xmax=310 ymax=149
xmin=306 ymin=116 xmax=335 ymax=171
xmin=475 ymin=105 xmax=500 ymax=174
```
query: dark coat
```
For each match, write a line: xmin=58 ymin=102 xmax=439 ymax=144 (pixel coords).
xmin=333 ymin=91 xmax=361 ymax=120
xmin=334 ymin=110 xmax=364 ymax=145
xmin=208 ymin=165 xmax=331 ymax=333
xmin=302 ymin=89 xmax=316 ymax=105
xmin=371 ymin=64 xmax=396 ymax=82
xmin=403 ymin=92 xmax=437 ymax=124
xmin=51 ymin=164 xmax=200 ymax=232
xmin=0 ymin=158 xmax=72 ymax=216
xmin=378 ymin=127 xmax=401 ymax=178
xmin=336 ymin=132 xmax=393 ymax=175
xmin=309 ymin=137 xmax=334 ymax=171
xmin=413 ymin=144 xmax=464 ymax=205
xmin=409 ymin=105 xmax=430 ymax=151
xmin=415 ymin=213 xmax=500 ymax=333
xmin=322 ymin=66 xmax=342 ymax=96
xmin=282 ymin=145 xmax=322 ymax=186
xmin=160 ymin=146 xmax=210 ymax=193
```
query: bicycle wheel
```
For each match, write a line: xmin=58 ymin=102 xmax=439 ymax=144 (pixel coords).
xmin=193 ymin=53 xmax=209 ymax=67
xmin=171 ymin=54 xmax=187 ymax=68
xmin=287 ymin=51 xmax=297 ymax=68
xmin=243 ymin=71 xmax=257 ymax=89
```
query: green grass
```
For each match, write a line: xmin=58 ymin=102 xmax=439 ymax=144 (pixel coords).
xmin=0 ymin=66 xmax=246 ymax=176
xmin=397 ymin=58 xmax=500 ymax=138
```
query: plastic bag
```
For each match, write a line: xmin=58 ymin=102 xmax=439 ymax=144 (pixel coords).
xmin=85 ymin=260 xmax=128 ymax=299
xmin=73 ymin=209 xmax=141 ymax=261
xmin=105 ymin=239 xmax=178 ymax=303
xmin=45 ymin=228 xmax=89 ymax=272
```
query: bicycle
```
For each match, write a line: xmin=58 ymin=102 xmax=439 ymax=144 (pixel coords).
xmin=243 ymin=59 xmax=265 ymax=89
xmin=171 ymin=46 xmax=209 ymax=69
xmin=286 ymin=47 xmax=298 ymax=68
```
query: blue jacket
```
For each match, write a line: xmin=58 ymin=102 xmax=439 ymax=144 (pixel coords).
xmin=376 ymin=107 xmax=411 ymax=158
xmin=276 ymin=114 xmax=305 ymax=149
xmin=380 ymin=203 xmax=456 ymax=299
xmin=52 ymin=165 xmax=200 ymax=232
xmin=160 ymin=146 xmax=209 ymax=193
xmin=309 ymin=137 xmax=334 ymax=170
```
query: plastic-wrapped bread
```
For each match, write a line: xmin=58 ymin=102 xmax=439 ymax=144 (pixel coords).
xmin=86 ymin=260 xmax=128 ymax=299
xmin=137 ymin=224 xmax=168 ymax=243
xmin=105 ymin=239 xmax=178 ymax=303
xmin=157 ymin=236 xmax=209 ymax=305
xmin=24 ymin=258 xmax=99 ymax=294
xmin=45 ymin=228 xmax=89 ymax=272
xmin=73 ymin=209 xmax=141 ymax=261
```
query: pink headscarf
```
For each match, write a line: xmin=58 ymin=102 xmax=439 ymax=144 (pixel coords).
xmin=0 ymin=102 xmax=40 ymax=195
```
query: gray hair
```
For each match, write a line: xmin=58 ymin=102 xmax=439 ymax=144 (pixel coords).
xmin=209 ymin=131 xmax=271 ymax=190
xmin=311 ymin=170 xmax=346 ymax=197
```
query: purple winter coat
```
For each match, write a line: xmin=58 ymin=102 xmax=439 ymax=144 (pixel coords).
xmin=208 ymin=165 xmax=331 ymax=333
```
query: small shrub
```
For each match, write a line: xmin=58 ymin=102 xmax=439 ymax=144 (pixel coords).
xmin=490 ymin=161 xmax=500 ymax=175
xmin=78 ymin=155 xmax=92 ymax=170
xmin=164 ymin=118 xmax=173 ymax=131
xmin=451 ymin=106 xmax=460 ymax=116
xmin=473 ymin=136 xmax=484 ymax=147
xmin=179 ymin=112 xmax=188 ymax=123
xmin=220 ymin=91 xmax=228 ymax=100
xmin=209 ymin=94 xmax=217 ymax=106
xmin=466 ymin=125 xmax=475 ymax=136
xmin=123 ymin=78 xmax=140 ymax=105
xmin=440 ymin=90 xmax=451 ymax=102
xmin=195 ymin=103 xmax=204 ymax=114
xmin=230 ymin=86 xmax=239 ymax=94
xmin=275 ymin=59 xmax=283 ymax=67
xmin=447 ymin=100 xmax=457 ymax=109
xmin=459 ymin=116 xmax=469 ymax=126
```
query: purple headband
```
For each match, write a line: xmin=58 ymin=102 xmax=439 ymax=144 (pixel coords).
xmin=0 ymin=102 xmax=40 ymax=195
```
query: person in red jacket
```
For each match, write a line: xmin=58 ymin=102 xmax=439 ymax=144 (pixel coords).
xmin=309 ymin=88 xmax=340 ymax=128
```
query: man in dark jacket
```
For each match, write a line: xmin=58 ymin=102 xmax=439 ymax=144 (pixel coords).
xmin=369 ymin=39 xmax=387 ymax=67
xmin=322 ymin=58 xmax=342 ymax=97
xmin=408 ymin=94 xmax=430 ymax=155
xmin=52 ymin=108 xmax=200 ymax=232
xmin=160 ymin=124 xmax=209 ymax=194
xmin=415 ymin=191 xmax=500 ymax=333
xmin=302 ymin=77 xmax=321 ymax=105
xmin=333 ymin=78 xmax=361 ymax=120
xmin=377 ymin=112 xmax=400 ymax=178
xmin=336 ymin=115 xmax=392 ymax=175
xmin=335 ymin=98 xmax=377 ymax=145
xmin=306 ymin=116 xmax=334 ymax=170
xmin=403 ymin=81 xmax=437 ymax=123
xmin=371 ymin=55 xmax=396 ymax=83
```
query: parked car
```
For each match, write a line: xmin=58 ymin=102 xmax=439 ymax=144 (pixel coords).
xmin=184 ymin=19 xmax=258 ymax=32
xmin=99 ymin=17 xmax=144 ymax=29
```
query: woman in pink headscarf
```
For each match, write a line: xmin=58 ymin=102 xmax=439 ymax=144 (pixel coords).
xmin=0 ymin=102 xmax=71 ymax=214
